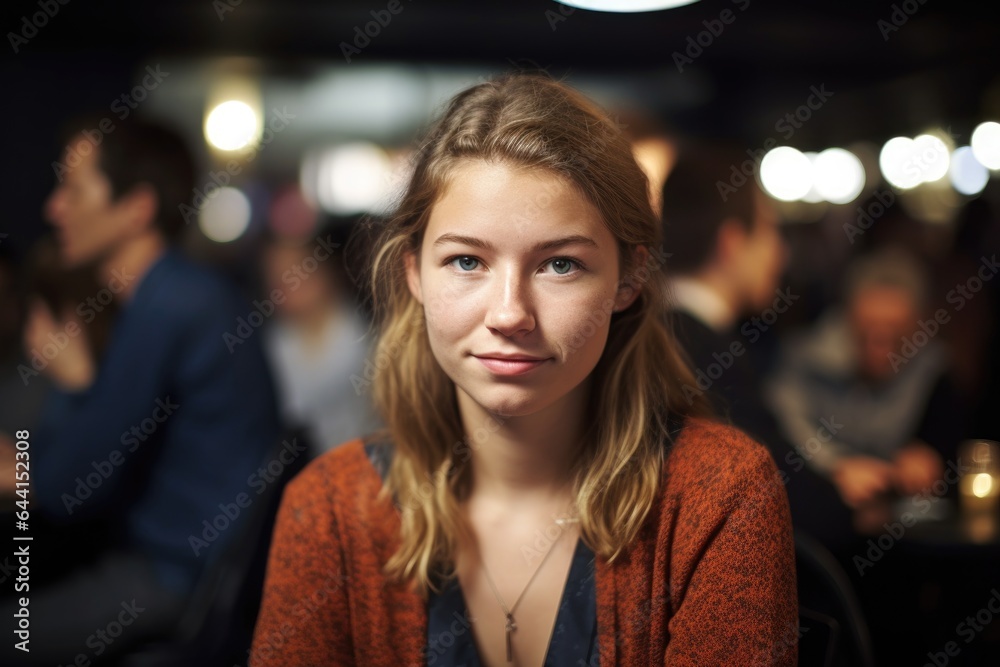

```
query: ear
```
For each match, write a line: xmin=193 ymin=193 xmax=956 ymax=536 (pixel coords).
xmin=119 ymin=183 xmax=159 ymax=234
xmin=613 ymin=245 xmax=650 ymax=312
xmin=404 ymin=250 xmax=423 ymax=304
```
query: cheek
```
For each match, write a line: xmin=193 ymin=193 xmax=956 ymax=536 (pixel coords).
xmin=75 ymin=199 xmax=114 ymax=240
xmin=425 ymin=305 xmax=472 ymax=347
xmin=421 ymin=276 xmax=479 ymax=342
xmin=547 ymin=289 xmax=615 ymax=358
xmin=73 ymin=186 xmax=104 ymax=220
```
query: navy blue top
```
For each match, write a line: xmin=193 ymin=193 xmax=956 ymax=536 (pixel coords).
xmin=364 ymin=440 xmax=599 ymax=665
xmin=33 ymin=249 xmax=282 ymax=593
xmin=426 ymin=537 xmax=598 ymax=666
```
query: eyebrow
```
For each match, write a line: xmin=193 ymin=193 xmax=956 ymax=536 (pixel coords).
xmin=431 ymin=233 xmax=599 ymax=252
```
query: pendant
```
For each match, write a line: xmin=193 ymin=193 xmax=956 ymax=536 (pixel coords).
xmin=505 ymin=612 xmax=516 ymax=662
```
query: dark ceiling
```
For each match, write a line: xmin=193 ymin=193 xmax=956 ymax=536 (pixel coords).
xmin=2 ymin=0 xmax=998 ymax=254
xmin=6 ymin=0 xmax=999 ymax=136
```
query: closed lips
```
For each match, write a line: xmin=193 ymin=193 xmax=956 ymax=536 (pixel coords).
xmin=475 ymin=354 xmax=548 ymax=361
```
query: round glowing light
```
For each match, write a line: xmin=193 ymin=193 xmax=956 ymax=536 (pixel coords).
xmin=879 ymin=137 xmax=921 ymax=189
xmin=310 ymin=142 xmax=393 ymax=215
xmin=971 ymin=121 xmax=1000 ymax=170
xmin=812 ymin=148 xmax=866 ymax=204
xmin=198 ymin=187 xmax=251 ymax=243
xmin=554 ymin=0 xmax=700 ymax=11
xmin=949 ymin=146 xmax=990 ymax=196
xmin=971 ymin=472 xmax=994 ymax=499
xmin=760 ymin=147 xmax=813 ymax=202
xmin=205 ymin=101 xmax=259 ymax=151
xmin=911 ymin=134 xmax=951 ymax=183
xmin=799 ymin=152 xmax=824 ymax=203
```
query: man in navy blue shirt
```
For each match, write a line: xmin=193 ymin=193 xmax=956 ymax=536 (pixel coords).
xmin=1 ymin=120 xmax=282 ymax=664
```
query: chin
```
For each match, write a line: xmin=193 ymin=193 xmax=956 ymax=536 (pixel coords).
xmin=459 ymin=383 xmax=559 ymax=419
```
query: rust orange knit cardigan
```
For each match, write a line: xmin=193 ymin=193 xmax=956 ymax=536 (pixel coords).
xmin=250 ymin=417 xmax=798 ymax=666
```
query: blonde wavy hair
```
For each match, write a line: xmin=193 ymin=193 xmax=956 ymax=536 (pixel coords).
xmin=360 ymin=72 xmax=709 ymax=596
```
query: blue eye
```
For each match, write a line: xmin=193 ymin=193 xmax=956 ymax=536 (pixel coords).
xmin=451 ymin=256 xmax=479 ymax=271
xmin=547 ymin=258 xmax=578 ymax=275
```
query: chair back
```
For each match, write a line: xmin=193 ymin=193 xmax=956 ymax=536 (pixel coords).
xmin=795 ymin=531 xmax=877 ymax=667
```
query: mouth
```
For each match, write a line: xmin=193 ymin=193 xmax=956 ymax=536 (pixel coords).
xmin=473 ymin=354 xmax=550 ymax=377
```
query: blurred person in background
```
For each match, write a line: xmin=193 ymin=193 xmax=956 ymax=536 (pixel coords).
xmin=260 ymin=225 xmax=382 ymax=458
xmin=0 ymin=119 xmax=282 ymax=665
xmin=661 ymin=142 xmax=855 ymax=551
xmin=765 ymin=247 xmax=964 ymax=534
xmin=766 ymin=246 xmax=968 ymax=666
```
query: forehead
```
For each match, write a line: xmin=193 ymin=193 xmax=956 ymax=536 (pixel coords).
xmin=425 ymin=160 xmax=609 ymax=247
xmin=851 ymin=285 xmax=916 ymax=317
xmin=61 ymin=137 xmax=103 ymax=181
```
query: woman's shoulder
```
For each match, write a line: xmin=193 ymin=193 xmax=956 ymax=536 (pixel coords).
xmin=662 ymin=416 xmax=783 ymax=499
xmin=668 ymin=415 xmax=774 ymax=459
xmin=283 ymin=434 xmax=385 ymax=505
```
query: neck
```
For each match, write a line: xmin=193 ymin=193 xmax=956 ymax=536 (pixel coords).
xmin=100 ymin=233 xmax=168 ymax=304
xmin=457 ymin=378 xmax=590 ymax=511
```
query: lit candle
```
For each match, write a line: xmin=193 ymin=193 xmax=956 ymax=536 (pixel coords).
xmin=959 ymin=440 xmax=1000 ymax=542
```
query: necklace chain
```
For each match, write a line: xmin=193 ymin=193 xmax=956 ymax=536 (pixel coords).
xmin=478 ymin=511 xmax=577 ymax=663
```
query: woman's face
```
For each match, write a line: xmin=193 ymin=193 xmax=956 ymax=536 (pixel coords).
xmin=405 ymin=160 xmax=639 ymax=418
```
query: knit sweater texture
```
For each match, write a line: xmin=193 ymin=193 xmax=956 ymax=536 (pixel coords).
xmin=250 ymin=417 xmax=798 ymax=666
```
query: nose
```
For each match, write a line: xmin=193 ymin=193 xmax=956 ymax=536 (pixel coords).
xmin=484 ymin=267 xmax=536 ymax=337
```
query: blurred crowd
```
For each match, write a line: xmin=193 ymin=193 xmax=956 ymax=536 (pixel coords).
xmin=654 ymin=137 xmax=999 ymax=665
xmin=0 ymin=107 xmax=997 ymax=665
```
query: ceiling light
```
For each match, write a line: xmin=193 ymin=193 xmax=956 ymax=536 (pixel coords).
xmin=554 ymin=0 xmax=700 ymax=12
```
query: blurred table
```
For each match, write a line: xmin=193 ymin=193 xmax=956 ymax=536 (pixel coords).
xmin=903 ymin=499 xmax=1000 ymax=549
xmin=888 ymin=499 xmax=1000 ymax=666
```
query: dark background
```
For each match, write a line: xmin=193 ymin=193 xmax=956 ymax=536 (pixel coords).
xmin=1 ymin=0 xmax=998 ymax=259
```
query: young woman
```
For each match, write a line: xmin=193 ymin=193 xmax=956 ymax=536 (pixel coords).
xmin=250 ymin=73 xmax=797 ymax=666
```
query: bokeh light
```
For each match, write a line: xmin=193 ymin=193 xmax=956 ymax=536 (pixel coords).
xmin=881 ymin=133 xmax=953 ymax=189
xmin=879 ymin=136 xmax=920 ymax=189
xmin=912 ymin=133 xmax=950 ymax=183
xmin=302 ymin=142 xmax=394 ymax=215
xmin=205 ymin=100 xmax=259 ymax=151
xmin=198 ymin=187 xmax=252 ymax=242
xmin=812 ymin=148 xmax=866 ymax=204
xmin=760 ymin=146 xmax=813 ymax=202
xmin=949 ymin=146 xmax=990 ymax=196
xmin=971 ymin=121 xmax=1000 ymax=170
